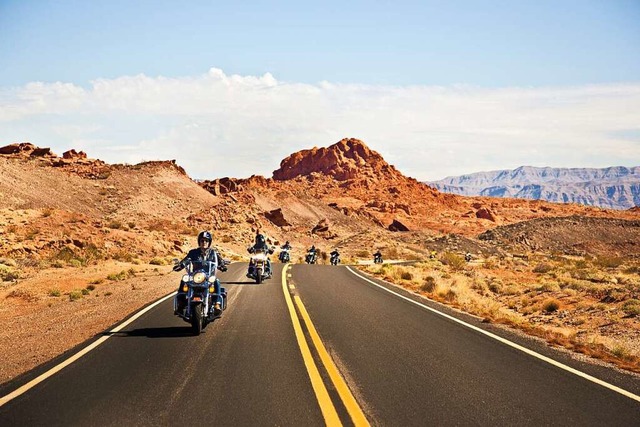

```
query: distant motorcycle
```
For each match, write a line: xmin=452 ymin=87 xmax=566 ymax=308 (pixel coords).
xmin=247 ymin=247 xmax=273 ymax=284
xmin=173 ymin=258 xmax=228 ymax=335
xmin=330 ymin=252 xmax=340 ymax=265
xmin=373 ymin=253 xmax=383 ymax=264
xmin=279 ymin=248 xmax=290 ymax=263
xmin=305 ymin=250 xmax=317 ymax=264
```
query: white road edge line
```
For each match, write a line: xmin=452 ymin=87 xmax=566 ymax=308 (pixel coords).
xmin=346 ymin=266 xmax=640 ymax=403
xmin=0 ymin=291 xmax=177 ymax=407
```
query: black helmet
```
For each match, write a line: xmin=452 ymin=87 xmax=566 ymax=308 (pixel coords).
xmin=285 ymin=241 xmax=290 ymax=245
xmin=197 ymin=230 xmax=212 ymax=248
xmin=256 ymin=233 xmax=266 ymax=244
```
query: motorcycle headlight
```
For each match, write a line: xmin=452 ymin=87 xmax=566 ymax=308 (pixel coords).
xmin=193 ymin=272 xmax=206 ymax=284
xmin=182 ymin=274 xmax=191 ymax=283
xmin=208 ymin=276 xmax=217 ymax=283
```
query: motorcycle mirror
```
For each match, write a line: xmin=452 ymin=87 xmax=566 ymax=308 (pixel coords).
xmin=172 ymin=258 xmax=180 ymax=265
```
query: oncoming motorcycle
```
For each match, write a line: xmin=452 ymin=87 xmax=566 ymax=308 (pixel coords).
xmin=247 ymin=247 xmax=273 ymax=284
xmin=330 ymin=252 xmax=340 ymax=265
xmin=173 ymin=258 xmax=228 ymax=335
xmin=305 ymin=250 xmax=317 ymax=264
xmin=278 ymin=247 xmax=290 ymax=263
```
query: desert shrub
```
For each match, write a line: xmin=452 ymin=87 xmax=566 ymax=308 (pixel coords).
xmin=542 ymin=299 xmax=560 ymax=313
xmin=83 ymin=244 xmax=102 ymax=264
xmin=594 ymin=256 xmax=624 ymax=269
xmin=0 ymin=265 xmax=20 ymax=281
xmin=220 ymin=235 xmax=232 ymax=243
xmin=86 ymin=284 xmax=96 ymax=291
xmin=107 ymin=271 xmax=128 ymax=281
xmin=400 ymin=270 xmax=413 ymax=280
xmin=440 ymin=252 xmax=465 ymax=271
xmin=48 ymin=289 xmax=61 ymax=297
xmin=107 ymin=220 xmax=123 ymax=230
xmin=89 ymin=278 xmax=103 ymax=285
xmin=42 ymin=207 xmax=54 ymax=217
xmin=623 ymin=265 xmax=640 ymax=275
xmin=112 ymin=250 xmax=135 ymax=263
xmin=532 ymin=263 xmax=554 ymax=274
xmin=68 ymin=259 xmax=82 ymax=268
xmin=573 ymin=259 xmax=589 ymax=269
xmin=149 ymin=258 xmax=166 ymax=266
xmin=69 ymin=290 xmax=83 ymax=301
xmin=81 ymin=288 xmax=90 ymax=295
xmin=355 ymin=250 xmax=370 ymax=258
xmin=127 ymin=268 xmax=136 ymax=277
xmin=421 ymin=276 xmax=437 ymax=293
xmin=386 ymin=246 xmax=400 ymax=259
xmin=536 ymin=281 xmax=561 ymax=292
xmin=621 ymin=299 xmax=640 ymax=317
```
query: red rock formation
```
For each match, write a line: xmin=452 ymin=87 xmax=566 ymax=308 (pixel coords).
xmin=273 ymin=138 xmax=404 ymax=182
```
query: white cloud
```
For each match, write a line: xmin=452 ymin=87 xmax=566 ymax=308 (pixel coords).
xmin=1 ymin=68 xmax=639 ymax=181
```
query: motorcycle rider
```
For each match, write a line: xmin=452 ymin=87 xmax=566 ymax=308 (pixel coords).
xmin=279 ymin=240 xmax=292 ymax=262
xmin=173 ymin=231 xmax=227 ymax=315
xmin=330 ymin=248 xmax=340 ymax=265
xmin=306 ymin=245 xmax=318 ymax=263
xmin=373 ymin=249 xmax=383 ymax=263
xmin=248 ymin=231 xmax=273 ymax=276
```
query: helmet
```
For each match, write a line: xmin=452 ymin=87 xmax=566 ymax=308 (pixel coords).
xmin=197 ymin=231 xmax=212 ymax=248
xmin=256 ymin=233 xmax=266 ymax=245
xmin=285 ymin=241 xmax=290 ymax=245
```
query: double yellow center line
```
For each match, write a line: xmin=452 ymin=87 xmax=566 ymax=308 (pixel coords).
xmin=281 ymin=265 xmax=370 ymax=427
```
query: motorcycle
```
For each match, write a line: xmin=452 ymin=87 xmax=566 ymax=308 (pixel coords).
xmin=247 ymin=247 xmax=273 ymax=284
xmin=330 ymin=252 xmax=340 ymax=265
xmin=373 ymin=253 xmax=383 ymax=264
xmin=173 ymin=258 xmax=228 ymax=335
xmin=279 ymin=248 xmax=290 ymax=263
xmin=305 ymin=250 xmax=317 ymax=264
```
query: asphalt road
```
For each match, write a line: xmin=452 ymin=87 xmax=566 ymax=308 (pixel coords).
xmin=1 ymin=262 xmax=639 ymax=426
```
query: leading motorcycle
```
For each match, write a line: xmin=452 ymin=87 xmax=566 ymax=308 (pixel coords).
xmin=173 ymin=258 xmax=228 ymax=335
xmin=305 ymin=250 xmax=317 ymax=264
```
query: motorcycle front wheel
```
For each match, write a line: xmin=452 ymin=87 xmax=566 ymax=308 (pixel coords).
xmin=191 ymin=304 xmax=203 ymax=335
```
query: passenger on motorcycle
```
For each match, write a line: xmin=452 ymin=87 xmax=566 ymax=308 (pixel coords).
xmin=248 ymin=232 xmax=274 ymax=276
xmin=174 ymin=231 xmax=227 ymax=315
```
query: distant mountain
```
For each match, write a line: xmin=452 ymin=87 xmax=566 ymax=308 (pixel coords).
xmin=427 ymin=166 xmax=640 ymax=210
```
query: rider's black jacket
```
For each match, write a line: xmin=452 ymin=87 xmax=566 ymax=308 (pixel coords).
xmin=175 ymin=248 xmax=226 ymax=272
xmin=330 ymin=250 xmax=339 ymax=257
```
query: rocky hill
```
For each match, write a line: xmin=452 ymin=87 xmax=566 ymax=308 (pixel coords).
xmin=427 ymin=166 xmax=640 ymax=210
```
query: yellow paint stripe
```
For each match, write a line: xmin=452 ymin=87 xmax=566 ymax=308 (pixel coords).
xmin=294 ymin=296 xmax=370 ymax=427
xmin=0 ymin=291 xmax=178 ymax=407
xmin=281 ymin=264 xmax=342 ymax=426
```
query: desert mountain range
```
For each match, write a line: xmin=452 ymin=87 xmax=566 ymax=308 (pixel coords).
xmin=1 ymin=138 xmax=639 ymax=263
xmin=427 ymin=165 xmax=640 ymax=210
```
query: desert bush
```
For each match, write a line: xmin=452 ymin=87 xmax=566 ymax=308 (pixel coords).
xmin=86 ymin=284 xmax=96 ymax=291
xmin=400 ymin=271 xmax=413 ymax=280
xmin=42 ymin=207 xmax=55 ymax=217
xmin=69 ymin=290 xmax=83 ymax=301
xmin=623 ymin=265 xmax=640 ymax=275
xmin=48 ymin=289 xmax=61 ymax=297
xmin=421 ymin=276 xmax=437 ymax=293
xmin=107 ymin=221 xmax=123 ymax=230
xmin=81 ymin=288 xmax=90 ymax=295
xmin=112 ymin=250 xmax=135 ymax=263
xmin=0 ymin=265 xmax=20 ymax=281
xmin=621 ymin=299 xmax=640 ymax=317
xmin=68 ymin=259 xmax=82 ymax=268
xmin=149 ymin=258 xmax=166 ymax=266
xmin=594 ymin=256 xmax=624 ymax=269
xmin=542 ymin=299 xmax=560 ymax=313
xmin=107 ymin=271 xmax=128 ymax=281
xmin=440 ymin=252 xmax=465 ymax=271
xmin=355 ymin=250 xmax=370 ymax=258
xmin=536 ymin=281 xmax=561 ymax=292
xmin=532 ymin=263 xmax=554 ymax=274
xmin=573 ymin=259 xmax=589 ymax=269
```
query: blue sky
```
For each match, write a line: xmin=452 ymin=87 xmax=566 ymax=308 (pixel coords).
xmin=1 ymin=1 xmax=639 ymax=180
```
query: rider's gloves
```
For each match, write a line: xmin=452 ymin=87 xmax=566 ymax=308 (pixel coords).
xmin=173 ymin=263 xmax=184 ymax=272
xmin=219 ymin=266 xmax=228 ymax=272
